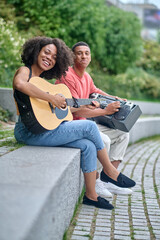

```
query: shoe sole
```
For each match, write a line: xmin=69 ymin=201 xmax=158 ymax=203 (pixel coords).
xmin=96 ymin=193 xmax=113 ymax=198
xmin=109 ymin=191 xmax=132 ymax=195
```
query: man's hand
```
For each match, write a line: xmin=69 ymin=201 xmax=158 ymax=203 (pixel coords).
xmin=104 ymin=101 xmax=120 ymax=115
xmin=80 ymin=100 xmax=100 ymax=110
xmin=115 ymin=96 xmax=127 ymax=102
xmin=91 ymin=100 xmax=100 ymax=108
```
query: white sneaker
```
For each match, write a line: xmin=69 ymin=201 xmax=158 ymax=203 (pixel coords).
xmin=95 ymin=179 xmax=113 ymax=198
xmin=103 ymin=182 xmax=133 ymax=195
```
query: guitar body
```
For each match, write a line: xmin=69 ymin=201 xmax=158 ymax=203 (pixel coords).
xmin=29 ymin=77 xmax=73 ymax=131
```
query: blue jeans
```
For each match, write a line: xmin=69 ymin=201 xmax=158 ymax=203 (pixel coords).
xmin=14 ymin=118 xmax=105 ymax=173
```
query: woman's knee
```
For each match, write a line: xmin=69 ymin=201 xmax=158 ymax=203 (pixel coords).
xmin=82 ymin=120 xmax=98 ymax=131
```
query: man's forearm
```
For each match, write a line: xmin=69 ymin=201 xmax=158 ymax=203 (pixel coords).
xmin=99 ymin=90 xmax=116 ymax=98
xmin=73 ymin=108 xmax=107 ymax=118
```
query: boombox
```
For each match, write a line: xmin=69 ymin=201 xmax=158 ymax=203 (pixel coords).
xmin=90 ymin=93 xmax=142 ymax=132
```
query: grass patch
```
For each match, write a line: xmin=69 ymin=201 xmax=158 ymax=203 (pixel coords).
xmin=135 ymin=135 xmax=160 ymax=144
xmin=63 ymin=188 xmax=85 ymax=240
xmin=0 ymin=106 xmax=12 ymax=122
xmin=0 ymin=129 xmax=14 ymax=139
xmin=0 ymin=137 xmax=24 ymax=149
xmin=0 ymin=128 xmax=24 ymax=150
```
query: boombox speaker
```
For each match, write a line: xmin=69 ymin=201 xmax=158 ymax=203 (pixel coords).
xmin=90 ymin=94 xmax=142 ymax=132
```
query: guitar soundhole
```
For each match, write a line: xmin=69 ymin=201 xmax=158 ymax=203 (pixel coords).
xmin=55 ymin=107 xmax=68 ymax=119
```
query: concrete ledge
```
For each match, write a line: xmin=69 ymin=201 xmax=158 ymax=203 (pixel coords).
xmin=134 ymin=100 xmax=160 ymax=115
xmin=0 ymin=88 xmax=16 ymax=121
xmin=0 ymin=146 xmax=83 ymax=240
xmin=129 ymin=117 xmax=160 ymax=143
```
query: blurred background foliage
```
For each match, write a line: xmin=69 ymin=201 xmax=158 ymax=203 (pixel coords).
xmin=0 ymin=0 xmax=160 ymax=101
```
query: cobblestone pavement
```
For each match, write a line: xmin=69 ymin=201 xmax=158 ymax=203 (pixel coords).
xmin=71 ymin=139 xmax=160 ymax=240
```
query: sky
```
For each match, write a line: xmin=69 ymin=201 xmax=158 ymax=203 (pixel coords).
xmin=120 ymin=0 xmax=160 ymax=9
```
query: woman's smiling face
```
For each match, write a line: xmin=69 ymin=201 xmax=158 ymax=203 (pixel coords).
xmin=37 ymin=44 xmax=57 ymax=71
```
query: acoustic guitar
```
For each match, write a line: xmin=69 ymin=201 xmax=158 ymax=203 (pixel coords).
xmin=29 ymin=77 xmax=107 ymax=132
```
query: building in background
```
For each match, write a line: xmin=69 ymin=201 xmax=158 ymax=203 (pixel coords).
xmin=106 ymin=0 xmax=160 ymax=40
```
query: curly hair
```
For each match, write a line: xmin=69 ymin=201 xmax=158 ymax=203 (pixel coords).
xmin=21 ymin=36 xmax=73 ymax=80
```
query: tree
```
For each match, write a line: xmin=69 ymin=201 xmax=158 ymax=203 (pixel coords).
xmin=6 ymin=0 xmax=142 ymax=74
xmin=0 ymin=17 xmax=25 ymax=86
xmin=100 ymin=7 xmax=143 ymax=74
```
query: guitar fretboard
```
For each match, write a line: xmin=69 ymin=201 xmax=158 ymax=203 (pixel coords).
xmin=66 ymin=98 xmax=100 ymax=107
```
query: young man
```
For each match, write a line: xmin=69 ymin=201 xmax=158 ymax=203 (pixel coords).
xmin=55 ymin=42 xmax=132 ymax=197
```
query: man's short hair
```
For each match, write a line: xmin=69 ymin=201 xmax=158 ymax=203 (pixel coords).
xmin=72 ymin=41 xmax=90 ymax=52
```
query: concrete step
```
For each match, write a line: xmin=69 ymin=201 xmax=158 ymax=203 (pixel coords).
xmin=129 ymin=117 xmax=160 ymax=143
xmin=0 ymin=146 xmax=83 ymax=240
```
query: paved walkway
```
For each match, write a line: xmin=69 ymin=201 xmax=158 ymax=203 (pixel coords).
xmin=70 ymin=138 xmax=160 ymax=240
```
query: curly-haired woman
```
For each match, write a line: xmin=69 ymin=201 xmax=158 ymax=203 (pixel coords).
xmin=13 ymin=36 xmax=135 ymax=210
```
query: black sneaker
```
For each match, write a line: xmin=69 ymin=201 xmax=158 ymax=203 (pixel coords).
xmin=83 ymin=195 xmax=114 ymax=210
xmin=100 ymin=170 xmax=136 ymax=188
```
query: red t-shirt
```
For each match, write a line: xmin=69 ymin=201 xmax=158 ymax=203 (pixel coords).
xmin=55 ymin=67 xmax=102 ymax=119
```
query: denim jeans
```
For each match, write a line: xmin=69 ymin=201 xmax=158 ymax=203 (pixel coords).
xmin=14 ymin=118 xmax=105 ymax=173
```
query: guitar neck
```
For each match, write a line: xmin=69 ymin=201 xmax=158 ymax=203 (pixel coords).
xmin=66 ymin=98 xmax=99 ymax=107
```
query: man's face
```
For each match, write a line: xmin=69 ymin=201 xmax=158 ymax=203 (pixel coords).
xmin=73 ymin=45 xmax=91 ymax=69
